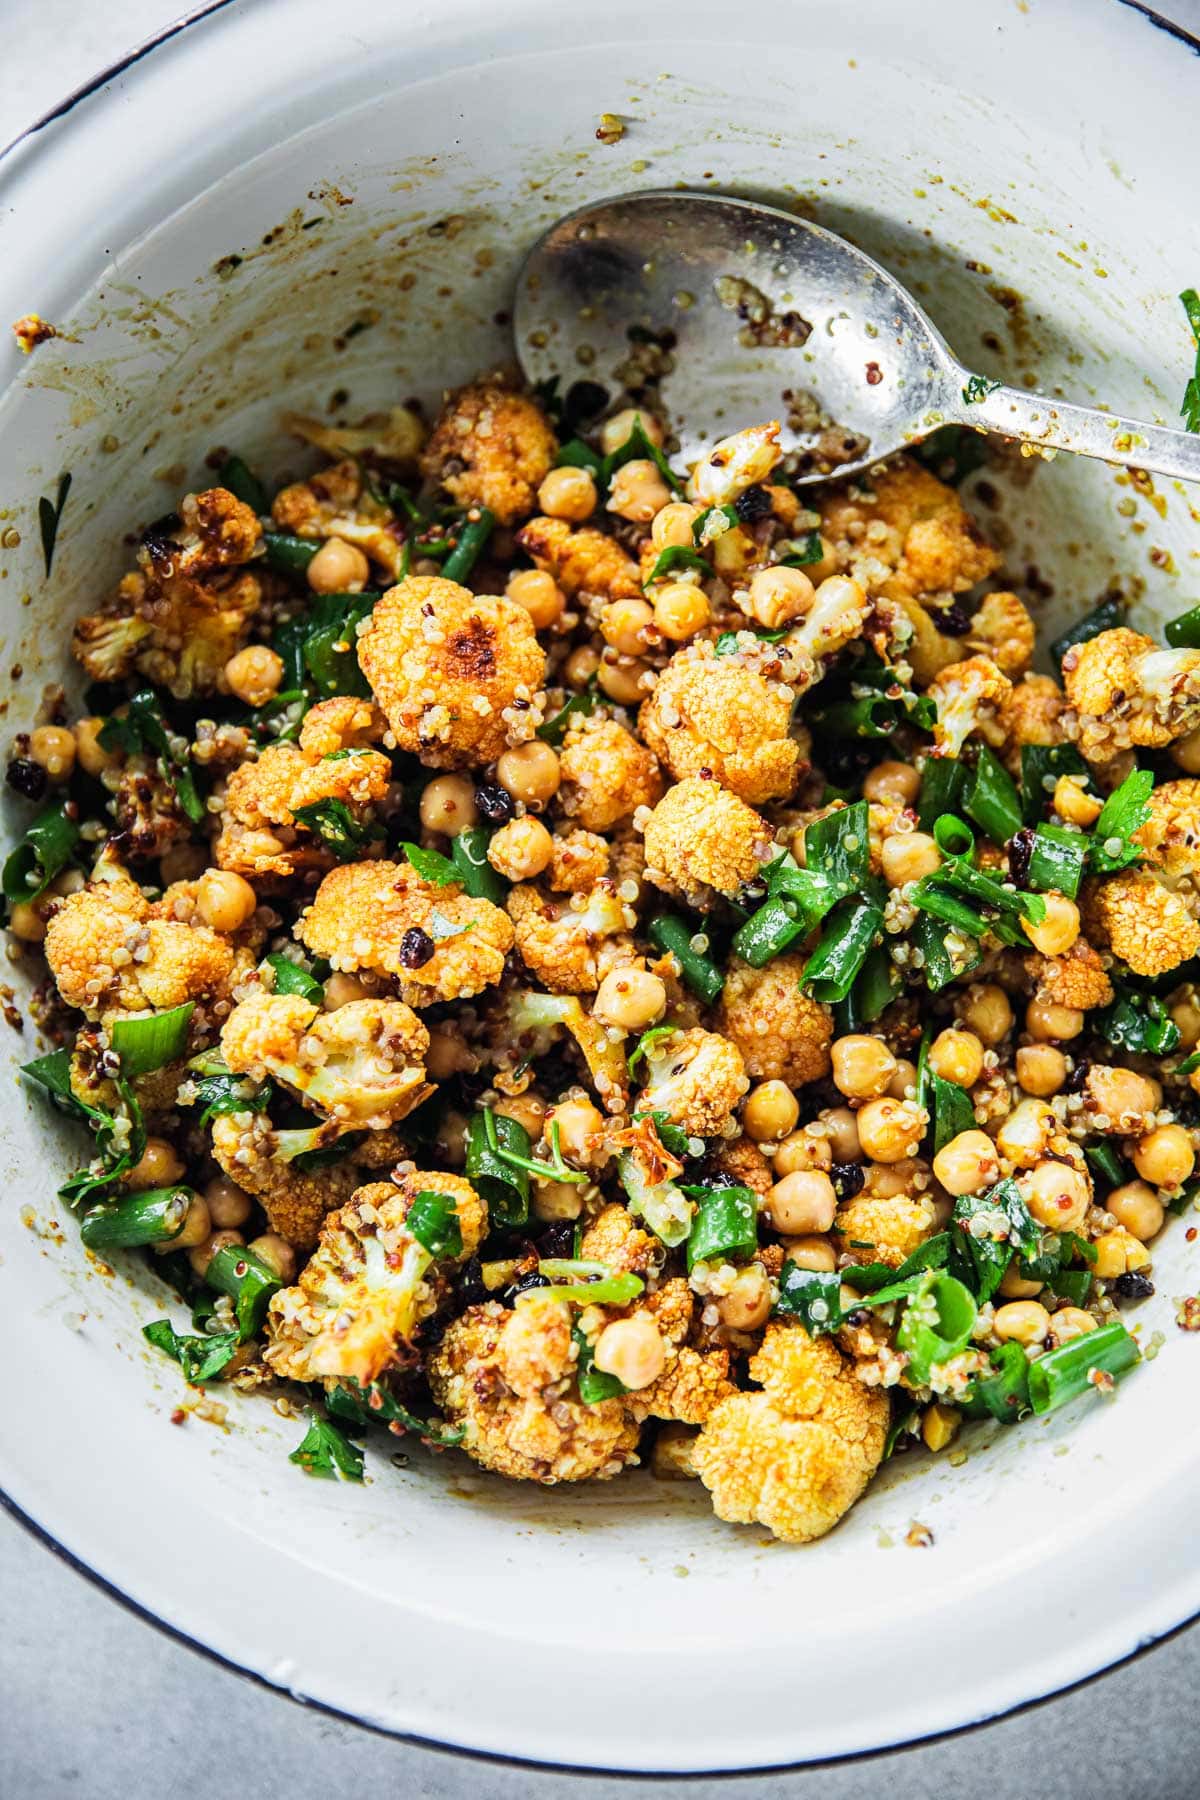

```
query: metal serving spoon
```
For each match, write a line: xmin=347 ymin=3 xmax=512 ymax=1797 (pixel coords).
xmin=514 ymin=189 xmax=1200 ymax=486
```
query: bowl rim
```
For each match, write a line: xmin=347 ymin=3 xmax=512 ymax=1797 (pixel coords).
xmin=2 ymin=0 xmax=1200 ymax=1773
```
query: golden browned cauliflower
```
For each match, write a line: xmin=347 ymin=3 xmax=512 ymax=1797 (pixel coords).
xmin=44 ymin=870 xmax=235 ymax=1020
xmin=506 ymin=881 xmax=635 ymax=993
xmin=716 ymin=955 xmax=834 ymax=1088
xmin=1023 ymin=939 xmax=1114 ymax=1012
xmin=547 ymin=829 xmax=610 ymax=892
xmin=624 ymin=1277 xmax=734 ymax=1425
xmin=515 ymin=515 xmax=642 ymax=601
xmin=1083 ymin=870 xmax=1200 ymax=978
xmin=818 ymin=458 xmax=1000 ymax=598
xmin=214 ymin=739 xmax=392 ymax=881
xmin=578 ymin=1201 xmax=662 ymax=1275
xmin=71 ymin=488 xmax=265 ymax=698
xmin=264 ymin=1173 xmax=486 ymax=1385
xmin=997 ymin=674 xmax=1067 ymax=772
xmin=296 ymin=695 xmax=387 ymax=760
xmin=220 ymin=991 xmax=431 ymax=1128
xmin=642 ymin=776 xmax=774 ymax=904
xmin=928 ymin=654 xmax=1013 ymax=759
xmin=1132 ymin=779 xmax=1200 ymax=879
xmin=636 ymin=1026 xmax=750 ymax=1138
xmin=427 ymin=1300 xmax=641 ymax=1483
xmin=210 ymin=1110 xmax=360 ymax=1248
xmin=298 ymin=858 xmax=513 ymax=1006
xmin=419 ymin=379 xmax=558 ymax=525
xmin=964 ymin=590 xmax=1036 ymax=677
xmin=356 ymin=576 xmax=546 ymax=768
xmin=271 ymin=458 xmax=407 ymax=580
xmin=1063 ymin=628 xmax=1200 ymax=760
xmin=834 ymin=1186 xmax=938 ymax=1269
xmin=638 ymin=640 xmax=805 ymax=806
xmin=692 ymin=1323 xmax=889 ymax=1543
xmin=558 ymin=715 xmax=664 ymax=832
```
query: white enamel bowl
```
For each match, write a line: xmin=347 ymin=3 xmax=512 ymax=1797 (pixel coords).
xmin=1 ymin=0 xmax=1199 ymax=1772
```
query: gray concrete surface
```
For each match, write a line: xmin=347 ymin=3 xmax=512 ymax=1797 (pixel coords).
xmin=4 ymin=1 xmax=1200 ymax=1794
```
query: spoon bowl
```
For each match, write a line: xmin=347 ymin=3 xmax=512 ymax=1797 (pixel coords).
xmin=515 ymin=190 xmax=1200 ymax=486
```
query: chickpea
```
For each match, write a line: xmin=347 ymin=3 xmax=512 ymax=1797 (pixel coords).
xmin=928 ymin=1028 xmax=984 ymax=1089
xmin=996 ymin=1097 xmax=1056 ymax=1169
xmin=597 ymin=658 xmax=652 ymax=705
xmin=745 ymin=565 xmax=814 ymax=630
xmin=716 ymin=1263 xmax=772 ymax=1331
xmin=550 ymin=1096 xmax=604 ymax=1164
xmin=323 ymin=971 xmax=371 ymax=1010
xmin=1016 ymin=1043 xmax=1067 ymax=1098
xmin=592 ymin=1315 xmax=666 ymax=1390
xmin=824 ymin=1106 xmax=863 ymax=1162
xmin=488 ymin=816 xmax=553 ymax=880
xmin=160 ymin=841 xmax=208 ymax=885
xmin=997 ymin=1262 xmax=1044 ymax=1299
xmin=1022 ymin=892 xmax=1081 ymax=957
xmin=204 ymin=1176 xmax=252 ymax=1230
xmin=419 ymin=774 xmax=478 ymax=838
xmin=653 ymin=581 xmax=711 ymax=642
xmin=74 ymin=716 xmax=118 ymax=777
xmin=1171 ymin=725 xmax=1200 ymax=774
xmin=880 ymin=831 xmax=942 ymax=888
xmin=565 ymin=644 xmax=601 ymax=688
xmin=1092 ymin=1228 xmax=1151 ymax=1279
xmin=531 ymin=1179 xmax=585 ymax=1222
xmin=1050 ymin=1306 xmax=1097 ymax=1344
xmin=831 ymin=1034 xmax=898 ymax=1101
xmin=994 ymin=1300 xmax=1051 ymax=1346
xmin=195 ymin=868 xmax=258 ymax=933
xmin=537 ymin=466 xmax=597 ymax=521
xmin=773 ymin=1129 xmax=831 ymax=1174
xmin=862 ymin=760 xmax=920 ymax=806
xmin=600 ymin=409 xmax=664 ymax=456
xmin=1052 ymin=775 xmax=1102 ymax=828
xmin=496 ymin=1092 xmax=547 ymax=1139
xmin=1107 ymin=1179 xmax=1165 ymax=1242
xmin=29 ymin=724 xmax=76 ymax=782
xmin=188 ymin=1227 xmax=243 ymax=1279
xmin=650 ymin=501 xmax=700 ymax=550
xmin=1026 ymin=999 xmax=1085 ymax=1042
xmin=608 ymin=459 xmax=671 ymax=523
xmin=506 ymin=568 xmax=565 ymax=630
xmin=496 ymin=740 xmax=560 ymax=808
xmin=1170 ymin=992 xmax=1200 ymax=1050
xmin=778 ymin=1234 xmax=837 ymax=1272
xmin=223 ymin=644 xmax=284 ymax=708
xmin=855 ymin=1097 xmax=924 ymax=1163
xmin=1132 ymin=1124 xmax=1195 ymax=1191
xmin=248 ymin=1232 xmax=297 ymax=1283
xmin=743 ymin=1080 xmax=800 ymax=1143
xmin=594 ymin=966 xmax=667 ymax=1032
xmin=126 ymin=1137 xmax=186 ymax=1191
xmin=601 ymin=598 xmax=654 ymax=657
xmin=306 ymin=535 xmax=370 ymax=594
xmin=425 ymin=1025 xmax=478 ymax=1080
xmin=886 ymin=1059 xmax=919 ymax=1102
xmin=766 ymin=1169 xmax=837 ymax=1235
xmin=170 ymin=1192 xmax=213 ymax=1251
xmin=7 ymin=903 xmax=46 ymax=943
xmin=932 ymin=1129 xmax=1000 ymax=1197
xmin=959 ymin=983 xmax=1013 ymax=1047
xmin=1021 ymin=1160 xmax=1091 ymax=1231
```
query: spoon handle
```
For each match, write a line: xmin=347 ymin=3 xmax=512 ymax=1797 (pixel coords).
xmin=946 ymin=370 xmax=1200 ymax=485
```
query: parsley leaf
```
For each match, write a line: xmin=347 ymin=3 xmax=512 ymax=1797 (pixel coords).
xmin=1180 ymin=288 xmax=1200 ymax=434
xmin=292 ymin=798 xmax=372 ymax=860
xmin=1087 ymin=768 xmax=1153 ymax=875
xmin=143 ymin=1319 xmax=240 ymax=1385
xmin=289 ymin=1412 xmax=365 ymax=1481
xmin=400 ymin=841 xmax=459 ymax=885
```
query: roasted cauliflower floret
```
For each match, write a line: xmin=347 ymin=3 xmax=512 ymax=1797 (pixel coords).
xmin=636 ymin=1026 xmax=749 ymax=1138
xmin=214 ymin=739 xmax=391 ymax=881
xmin=834 ymin=1186 xmax=938 ymax=1269
xmin=210 ymin=1110 xmax=360 ymax=1248
xmin=716 ymin=955 xmax=833 ymax=1088
xmin=220 ymin=991 xmax=431 ymax=1128
xmin=997 ymin=674 xmax=1066 ymax=773
xmin=427 ymin=1301 xmax=640 ymax=1483
xmin=928 ymin=655 xmax=1013 ymax=759
xmin=296 ymin=695 xmax=387 ymax=760
xmin=692 ymin=1323 xmax=889 ymax=1543
xmin=506 ymin=881 xmax=635 ymax=993
xmin=578 ymin=1201 xmax=662 ymax=1275
xmin=489 ymin=988 xmax=631 ymax=1111
xmin=638 ymin=640 xmax=805 ymax=805
xmin=44 ymin=872 xmax=235 ymax=1020
xmin=558 ymin=715 xmax=663 ymax=832
xmin=71 ymin=488 xmax=265 ymax=698
xmin=1083 ymin=870 xmax=1200 ymax=979
xmin=1023 ymin=939 xmax=1114 ymax=1012
xmin=270 ymin=457 xmax=407 ymax=580
xmin=624 ymin=1277 xmax=734 ymax=1425
xmin=964 ymin=590 xmax=1036 ymax=677
xmin=1063 ymin=628 xmax=1200 ymax=760
xmin=264 ymin=1173 xmax=486 ymax=1385
xmin=642 ymin=777 xmax=774 ymax=904
xmin=818 ymin=458 xmax=1000 ymax=599
xmin=298 ymin=859 xmax=514 ymax=1006
xmin=356 ymin=576 xmax=546 ymax=768
xmin=547 ymin=828 xmax=610 ymax=892
xmin=1132 ymin=778 xmax=1200 ymax=880
xmin=418 ymin=379 xmax=558 ymax=525
xmin=687 ymin=421 xmax=783 ymax=507
xmin=515 ymin=515 xmax=642 ymax=602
